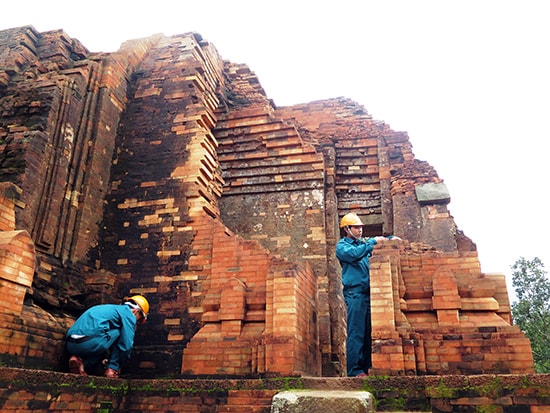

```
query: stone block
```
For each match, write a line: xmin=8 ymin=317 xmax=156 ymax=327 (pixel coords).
xmin=415 ymin=182 xmax=450 ymax=204
xmin=271 ymin=390 xmax=374 ymax=413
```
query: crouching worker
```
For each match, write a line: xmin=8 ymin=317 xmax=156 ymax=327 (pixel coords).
xmin=66 ymin=295 xmax=149 ymax=378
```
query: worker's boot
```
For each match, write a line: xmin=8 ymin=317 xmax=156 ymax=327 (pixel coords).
xmin=68 ymin=355 xmax=87 ymax=376
xmin=104 ymin=368 xmax=119 ymax=378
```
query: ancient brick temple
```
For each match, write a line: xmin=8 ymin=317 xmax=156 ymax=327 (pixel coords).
xmin=0 ymin=25 xmax=534 ymax=378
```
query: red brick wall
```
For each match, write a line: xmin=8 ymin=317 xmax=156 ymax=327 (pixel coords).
xmin=370 ymin=241 xmax=534 ymax=375
xmin=182 ymin=220 xmax=320 ymax=376
xmin=0 ymin=183 xmax=18 ymax=231
xmin=0 ymin=230 xmax=35 ymax=315
xmin=215 ymin=64 xmax=331 ymax=374
xmin=0 ymin=186 xmax=73 ymax=369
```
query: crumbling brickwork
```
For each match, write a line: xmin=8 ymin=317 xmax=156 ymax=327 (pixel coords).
xmin=0 ymin=25 xmax=535 ymax=378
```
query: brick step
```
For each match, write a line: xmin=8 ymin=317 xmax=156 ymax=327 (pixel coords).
xmin=217 ymin=407 xmax=270 ymax=413
xmin=223 ymin=178 xmax=324 ymax=195
xmin=215 ymin=117 xmax=288 ymax=133
xmin=218 ymin=136 xmax=304 ymax=153
xmin=220 ymin=155 xmax=323 ymax=171
xmin=219 ymin=146 xmax=322 ymax=163
xmin=216 ymin=124 xmax=297 ymax=140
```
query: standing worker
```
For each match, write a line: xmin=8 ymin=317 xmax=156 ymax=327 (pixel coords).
xmin=66 ymin=295 xmax=150 ymax=378
xmin=336 ymin=212 xmax=398 ymax=377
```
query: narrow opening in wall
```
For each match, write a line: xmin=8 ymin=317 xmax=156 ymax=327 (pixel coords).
xmin=363 ymin=224 xmax=382 ymax=238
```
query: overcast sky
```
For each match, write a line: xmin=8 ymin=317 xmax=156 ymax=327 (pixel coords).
xmin=2 ymin=0 xmax=549 ymax=300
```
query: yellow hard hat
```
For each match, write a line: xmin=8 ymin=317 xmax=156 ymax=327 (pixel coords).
xmin=129 ymin=295 xmax=149 ymax=316
xmin=340 ymin=212 xmax=364 ymax=228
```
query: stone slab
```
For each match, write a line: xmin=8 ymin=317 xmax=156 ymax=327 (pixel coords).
xmin=271 ymin=390 xmax=374 ymax=412
xmin=415 ymin=182 xmax=450 ymax=204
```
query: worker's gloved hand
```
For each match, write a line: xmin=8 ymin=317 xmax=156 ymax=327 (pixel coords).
xmin=104 ymin=368 xmax=119 ymax=378
xmin=374 ymin=235 xmax=402 ymax=242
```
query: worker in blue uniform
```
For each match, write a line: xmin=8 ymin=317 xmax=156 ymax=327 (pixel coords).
xmin=66 ymin=295 xmax=149 ymax=378
xmin=336 ymin=212 xmax=398 ymax=377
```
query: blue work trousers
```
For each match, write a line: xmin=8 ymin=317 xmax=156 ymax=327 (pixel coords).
xmin=344 ymin=289 xmax=372 ymax=376
xmin=66 ymin=329 xmax=123 ymax=371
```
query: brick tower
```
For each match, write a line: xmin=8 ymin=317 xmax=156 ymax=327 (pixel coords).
xmin=0 ymin=26 xmax=534 ymax=376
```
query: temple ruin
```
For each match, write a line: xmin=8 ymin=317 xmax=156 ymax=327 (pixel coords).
xmin=0 ymin=25 xmax=535 ymax=383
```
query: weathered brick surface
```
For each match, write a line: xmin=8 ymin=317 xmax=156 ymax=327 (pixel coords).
xmin=182 ymin=221 xmax=319 ymax=376
xmin=0 ymin=182 xmax=18 ymax=231
xmin=0 ymin=229 xmax=35 ymax=317
xmin=369 ymin=241 xmax=534 ymax=375
xmin=0 ymin=24 xmax=535 ymax=385
xmin=0 ymin=305 xmax=72 ymax=369
xmin=1 ymin=367 xmax=550 ymax=412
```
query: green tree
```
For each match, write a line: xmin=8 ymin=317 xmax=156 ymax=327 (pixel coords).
xmin=511 ymin=257 xmax=550 ymax=373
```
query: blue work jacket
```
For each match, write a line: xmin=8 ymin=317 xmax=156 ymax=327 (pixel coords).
xmin=67 ymin=304 xmax=137 ymax=362
xmin=336 ymin=236 xmax=378 ymax=293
